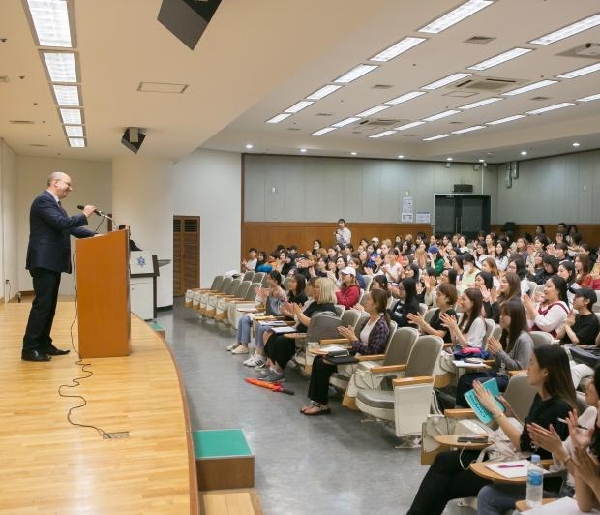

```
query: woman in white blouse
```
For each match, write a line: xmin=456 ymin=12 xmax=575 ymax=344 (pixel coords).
xmin=523 ymin=276 xmax=570 ymax=337
xmin=440 ymin=287 xmax=486 ymax=349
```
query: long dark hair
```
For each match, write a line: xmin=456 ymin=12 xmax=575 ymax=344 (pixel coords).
xmin=371 ymin=288 xmax=392 ymax=326
xmin=547 ymin=276 xmax=569 ymax=305
xmin=459 ymin=287 xmax=483 ymax=334
xmin=402 ymin=277 xmax=419 ymax=307
xmin=371 ymin=274 xmax=389 ymax=291
xmin=269 ymin=270 xmax=283 ymax=286
xmin=477 ymin=271 xmax=494 ymax=290
xmin=533 ymin=345 xmax=577 ymax=411
xmin=499 ymin=300 xmax=528 ymax=354
xmin=498 ymin=272 xmax=522 ymax=304
xmin=288 ymin=273 xmax=306 ymax=300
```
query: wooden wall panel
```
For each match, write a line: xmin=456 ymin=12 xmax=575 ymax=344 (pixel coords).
xmin=491 ymin=224 xmax=600 ymax=246
xmin=241 ymin=222 xmax=434 ymax=257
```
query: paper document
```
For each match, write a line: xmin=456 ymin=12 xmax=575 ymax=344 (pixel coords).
xmin=486 ymin=460 xmax=531 ymax=479
xmin=271 ymin=326 xmax=296 ymax=334
xmin=521 ymin=496 xmax=599 ymax=514
xmin=319 ymin=345 xmax=348 ymax=353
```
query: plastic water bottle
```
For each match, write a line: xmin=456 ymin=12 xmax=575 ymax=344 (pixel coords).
xmin=526 ymin=454 xmax=543 ymax=508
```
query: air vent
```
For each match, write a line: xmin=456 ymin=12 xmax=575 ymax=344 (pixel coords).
xmin=465 ymin=36 xmax=496 ymax=45
xmin=558 ymin=43 xmax=600 ymax=59
xmin=286 ymin=127 xmax=301 ymax=131
xmin=0 ymin=75 xmax=9 ymax=83
xmin=530 ymin=96 xmax=551 ymax=101
xmin=360 ymin=119 xmax=401 ymax=127
xmin=454 ymin=77 xmax=518 ymax=91
xmin=9 ymin=120 xmax=35 ymax=124
xmin=372 ymin=84 xmax=393 ymax=89
xmin=443 ymin=90 xmax=478 ymax=98
xmin=448 ymin=121 xmax=464 ymax=125
xmin=137 ymin=82 xmax=188 ymax=93
xmin=29 ymin=143 xmax=48 ymax=147
xmin=315 ymin=112 xmax=333 ymax=117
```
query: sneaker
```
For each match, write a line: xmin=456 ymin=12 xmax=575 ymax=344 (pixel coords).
xmin=243 ymin=355 xmax=258 ymax=367
xmin=256 ymin=367 xmax=276 ymax=378
xmin=226 ymin=343 xmax=238 ymax=351
xmin=254 ymin=360 xmax=267 ymax=371
xmin=253 ymin=356 xmax=265 ymax=368
xmin=231 ymin=345 xmax=250 ymax=355
xmin=261 ymin=371 xmax=285 ymax=383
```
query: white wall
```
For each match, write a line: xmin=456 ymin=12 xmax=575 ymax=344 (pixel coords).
xmin=16 ymin=156 xmax=112 ymax=294
xmin=496 ymin=149 xmax=600 ymax=224
xmin=0 ymin=139 xmax=18 ymax=302
xmin=173 ymin=150 xmax=242 ymax=288
xmin=244 ymin=154 xmax=498 ymax=223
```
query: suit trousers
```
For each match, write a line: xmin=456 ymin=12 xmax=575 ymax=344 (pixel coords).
xmin=22 ymin=268 xmax=61 ymax=351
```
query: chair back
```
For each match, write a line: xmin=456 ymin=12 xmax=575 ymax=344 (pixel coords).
xmin=418 ymin=303 xmax=428 ymax=316
xmin=362 ymin=275 xmax=373 ymax=292
xmin=483 ymin=318 xmax=495 ymax=343
xmin=527 ymin=282 xmax=537 ymax=298
xmin=334 ymin=304 xmax=345 ymax=316
xmin=252 ymin=272 xmax=265 ymax=284
xmin=235 ymin=281 xmax=252 ymax=300
xmin=261 ymin=274 xmax=270 ymax=287
xmin=340 ymin=309 xmax=364 ymax=330
xmin=306 ymin=312 xmax=343 ymax=342
xmin=424 ymin=308 xmax=437 ymax=324
xmin=219 ymin=277 xmax=233 ymax=293
xmin=405 ymin=335 xmax=444 ymax=377
xmin=530 ymin=331 xmax=553 ymax=348
xmin=492 ymin=324 xmax=502 ymax=340
xmin=244 ymin=285 xmax=258 ymax=301
xmin=386 ymin=321 xmax=398 ymax=345
xmin=383 ymin=327 xmax=419 ymax=366
xmin=242 ymin=271 xmax=255 ymax=282
xmin=503 ymin=374 xmax=536 ymax=421
xmin=358 ymin=292 xmax=369 ymax=307
xmin=224 ymin=278 xmax=242 ymax=296
xmin=210 ymin=275 xmax=224 ymax=290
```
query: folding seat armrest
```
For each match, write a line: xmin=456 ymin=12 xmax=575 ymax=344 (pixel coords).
xmin=392 ymin=375 xmax=434 ymax=387
xmin=356 ymin=354 xmax=385 ymax=362
xmin=443 ymin=408 xmax=478 ymax=419
xmin=482 ymin=359 xmax=495 ymax=366
xmin=319 ymin=338 xmax=350 ymax=346
xmin=370 ymin=364 xmax=406 ymax=374
xmin=508 ymin=370 xmax=527 ymax=377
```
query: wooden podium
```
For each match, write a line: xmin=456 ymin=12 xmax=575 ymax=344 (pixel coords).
xmin=76 ymin=229 xmax=131 ymax=358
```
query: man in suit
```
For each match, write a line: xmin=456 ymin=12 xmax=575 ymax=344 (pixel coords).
xmin=22 ymin=171 xmax=97 ymax=362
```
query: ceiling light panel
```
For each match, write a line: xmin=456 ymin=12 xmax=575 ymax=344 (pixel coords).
xmin=467 ymin=47 xmax=532 ymax=71
xmin=423 ymin=109 xmax=460 ymax=121
xmin=355 ymin=105 xmax=390 ymax=117
xmin=557 ymin=62 xmax=600 ymax=79
xmin=26 ymin=0 xmax=74 ymax=47
xmin=284 ymin=100 xmax=314 ymax=113
xmin=486 ymin=114 xmax=526 ymax=125
xmin=458 ymin=97 xmax=503 ymax=109
xmin=451 ymin=125 xmax=486 ymax=134
xmin=68 ymin=137 xmax=85 ymax=147
xmin=418 ymin=0 xmax=494 ymax=34
xmin=52 ymin=84 xmax=79 ymax=106
xmin=306 ymin=84 xmax=342 ymax=100
xmin=395 ymin=121 xmax=426 ymax=130
xmin=385 ymin=91 xmax=427 ymax=105
xmin=369 ymin=37 xmax=426 ymax=62
xmin=312 ymin=127 xmax=337 ymax=136
xmin=369 ymin=130 xmax=396 ymax=138
xmin=501 ymin=79 xmax=557 ymax=96
xmin=423 ymin=134 xmax=449 ymax=141
xmin=332 ymin=117 xmax=361 ymax=128
xmin=525 ymin=102 xmax=574 ymax=115
xmin=59 ymin=107 xmax=82 ymax=125
xmin=42 ymin=51 xmax=77 ymax=82
xmin=334 ymin=64 xmax=378 ymax=84
xmin=265 ymin=113 xmax=292 ymax=124
xmin=65 ymin=125 xmax=83 ymax=137
xmin=529 ymin=14 xmax=600 ymax=45
xmin=577 ymin=93 xmax=600 ymax=102
xmin=421 ymin=73 xmax=471 ymax=90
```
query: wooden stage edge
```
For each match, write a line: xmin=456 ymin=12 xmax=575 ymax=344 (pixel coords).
xmin=0 ymin=302 xmax=198 ymax=515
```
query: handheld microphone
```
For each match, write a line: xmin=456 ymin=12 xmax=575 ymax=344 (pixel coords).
xmin=77 ymin=204 xmax=106 ymax=216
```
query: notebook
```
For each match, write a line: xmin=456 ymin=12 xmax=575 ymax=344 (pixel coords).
xmin=464 ymin=377 xmax=505 ymax=424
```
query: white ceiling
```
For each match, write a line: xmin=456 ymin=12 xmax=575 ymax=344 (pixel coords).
xmin=1 ymin=0 xmax=600 ymax=164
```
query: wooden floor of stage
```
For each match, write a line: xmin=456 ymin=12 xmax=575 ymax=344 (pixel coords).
xmin=0 ymin=302 xmax=197 ymax=514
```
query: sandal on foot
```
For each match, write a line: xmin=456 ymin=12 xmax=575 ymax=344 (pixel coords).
xmin=303 ymin=404 xmax=331 ymax=416
xmin=300 ymin=401 xmax=319 ymax=414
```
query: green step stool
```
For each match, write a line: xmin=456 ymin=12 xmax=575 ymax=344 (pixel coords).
xmin=193 ymin=429 xmax=255 ymax=491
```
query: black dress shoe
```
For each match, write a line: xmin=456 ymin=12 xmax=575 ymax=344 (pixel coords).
xmin=21 ymin=349 xmax=52 ymax=362
xmin=44 ymin=345 xmax=70 ymax=356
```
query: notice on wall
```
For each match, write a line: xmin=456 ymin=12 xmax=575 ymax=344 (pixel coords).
xmin=401 ymin=196 xmax=413 ymax=223
xmin=416 ymin=211 xmax=431 ymax=224
xmin=402 ymin=213 xmax=413 ymax=223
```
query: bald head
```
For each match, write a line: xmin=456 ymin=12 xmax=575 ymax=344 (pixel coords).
xmin=46 ymin=171 xmax=73 ymax=199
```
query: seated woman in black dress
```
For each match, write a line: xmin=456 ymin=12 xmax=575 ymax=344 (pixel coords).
xmin=407 ymin=345 xmax=577 ymax=515
xmin=407 ymin=283 xmax=457 ymax=343
xmin=301 ymin=288 xmax=390 ymax=416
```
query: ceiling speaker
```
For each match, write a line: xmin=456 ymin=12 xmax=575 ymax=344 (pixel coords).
xmin=158 ymin=0 xmax=222 ymax=50
xmin=121 ymin=128 xmax=146 ymax=154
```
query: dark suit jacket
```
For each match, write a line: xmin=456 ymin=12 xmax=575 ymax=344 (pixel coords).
xmin=26 ymin=191 xmax=95 ymax=274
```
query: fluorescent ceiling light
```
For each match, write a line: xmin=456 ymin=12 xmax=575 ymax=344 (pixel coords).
xmin=520 ymin=151 xmax=527 ymax=156
xmin=68 ymin=137 xmax=85 ymax=148
xmin=573 ymin=142 xmax=580 ymax=147
xmin=312 ymin=127 xmax=337 ymax=136
xmin=526 ymin=102 xmax=574 ymax=115
xmin=52 ymin=84 xmax=79 ymax=106
xmin=385 ymin=91 xmax=426 ymax=105
xmin=467 ymin=47 xmax=532 ymax=71
xmin=332 ymin=117 xmax=361 ymax=128
xmin=300 ymin=148 xmax=307 ymax=153
xmin=458 ymin=97 xmax=502 ymax=109
xmin=423 ymin=134 xmax=449 ymax=141
xmin=486 ymin=114 xmax=526 ymax=125
xmin=421 ymin=73 xmax=470 ymax=90
xmin=447 ymin=157 xmax=453 ymax=161
xmin=306 ymin=84 xmax=342 ymax=100
xmin=265 ymin=113 xmax=292 ymax=124
xmin=398 ymin=155 xmax=405 ymax=159
xmin=245 ymin=144 xmax=253 ymax=149
xmin=43 ymin=51 xmax=77 ymax=82
xmin=64 ymin=125 xmax=83 ymax=137
xmin=26 ymin=0 xmax=73 ymax=47
xmin=284 ymin=100 xmax=314 ymax=113
xmin=529 ymin=14 xmax=600 ymax=45
xmin=423 ymin=109 xmax=460 ymax=121
xmin=394 ymin=121 xmax=426 ymax=131
xmin=501 ymin=79 xmax=557 ymax=96
xmin=557 ymin=62 xmax=600 ymax=79
xmin=576 ymin=93 xmax=600 ymax=102
xmin=59 ymin=107 xmax=81 ymax=124
xmin=334 ymin=64 xmax=378 ymax=84
xmin=355 ymin=105 xmax=390 ymax=117
xmin=369 ymin=37 xmax=426 ymax=62
xmin=418 ymin=0 xmax=494 ymax=34
xmin=350 ymin=152 xmax=357 ymax=156
xmin=452 ymin=125 xmax=486 ymax=134
xmin=369 ymin=130 xmax=396 ymax=138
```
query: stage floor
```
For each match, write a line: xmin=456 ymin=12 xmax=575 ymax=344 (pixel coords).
xmin=0 ymin=302 xmax=197 ymax=514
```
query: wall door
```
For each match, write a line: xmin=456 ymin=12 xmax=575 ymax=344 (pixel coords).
xmin=173 ymin=216 xmax=200 ymax=296
xmin=434 ymin=195 xmax=491 ymax=239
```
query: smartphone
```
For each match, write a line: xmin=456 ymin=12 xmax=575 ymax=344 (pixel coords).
xmin=457 ymin=434 xmax=489 ymax=443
